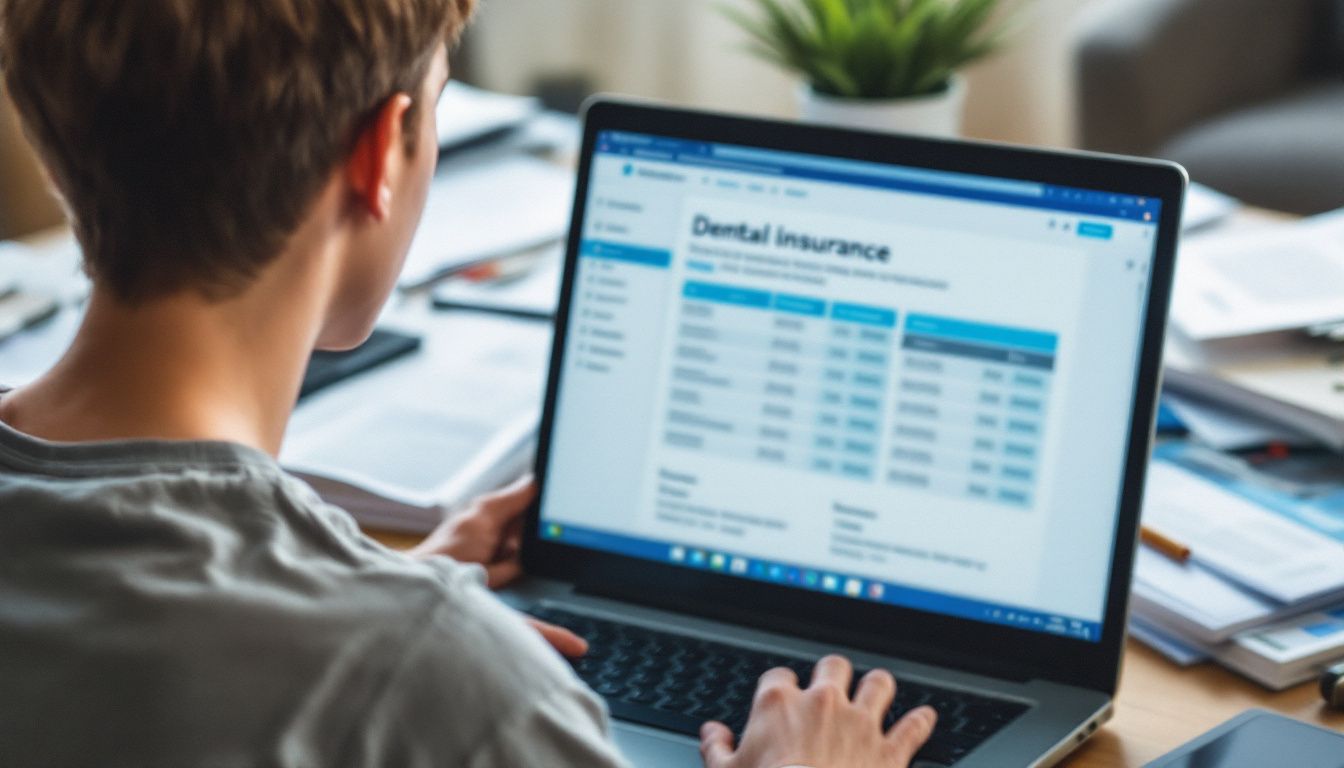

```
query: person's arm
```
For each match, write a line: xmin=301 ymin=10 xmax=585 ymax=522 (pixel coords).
xmin=408 ymin=476 xmax=588 ymax=657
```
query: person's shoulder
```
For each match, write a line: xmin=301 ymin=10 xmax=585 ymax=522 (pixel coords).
xmin=356 ymin=577 xmax=624 ymax=767
xmin=256 ymin=477 xmax=607 ymax=747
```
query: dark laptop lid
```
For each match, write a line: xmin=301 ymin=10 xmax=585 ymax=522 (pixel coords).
xmin=523 ymin=98 xmax=1185 ymax=694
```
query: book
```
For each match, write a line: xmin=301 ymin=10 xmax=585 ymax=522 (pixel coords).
xmin=1132 ymin=604 xmax=1344 ymax=691
xmin=280 ymin=313 xmax=553 ymax=533
xmin=291 ymin=412 xmax=537 ymax=533
xmin=1218 ymin=604 xmax=1344 ymax=690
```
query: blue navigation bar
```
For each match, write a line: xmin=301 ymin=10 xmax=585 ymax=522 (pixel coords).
xmin=905 ymin=314 xmax=1058 ymax=354
xmin=540 ymin=520 xmax=1101 ymax=642
xmin=580 ymin=239 xmax=673 ymax=268
xmin=596 ymin=130 xmax=1163 ymax=224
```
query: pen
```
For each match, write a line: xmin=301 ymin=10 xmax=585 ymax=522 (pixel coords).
xmin=398 ymin=235 xmax=564 ymax=292
xmin=1140 ymin=525 xmax=1191 ymax=564
xmin=429 ymin=298 xmax=553 ymax=322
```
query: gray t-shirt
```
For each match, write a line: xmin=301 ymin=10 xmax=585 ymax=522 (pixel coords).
xmin=0 ymin=406 xmax=628 ymax=767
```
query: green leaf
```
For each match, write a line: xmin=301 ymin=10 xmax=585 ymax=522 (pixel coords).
xmin=720 ymin=0 xmax=1020 ymax=99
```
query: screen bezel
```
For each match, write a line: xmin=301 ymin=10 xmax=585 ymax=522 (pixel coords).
xmin=522 ymin=98 xmax=1185 ymax=695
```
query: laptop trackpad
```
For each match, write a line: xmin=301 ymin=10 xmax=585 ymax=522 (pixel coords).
xmin=612 ymin=721 xmax=702 ymax=766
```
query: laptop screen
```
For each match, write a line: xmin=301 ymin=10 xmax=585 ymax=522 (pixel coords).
xmin=538 ymin=129 xmax=1163 ymax=644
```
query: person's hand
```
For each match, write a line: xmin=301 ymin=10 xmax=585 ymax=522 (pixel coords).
xmin=409 ymin=476 xmax=535 ymax=585
xmin=524 ymin=615 xmax=588 ymax=659
xmin=699 ymin=655 xmax=937 ymax=768
xmin=407 ymin=476 xmax=588 ymax=659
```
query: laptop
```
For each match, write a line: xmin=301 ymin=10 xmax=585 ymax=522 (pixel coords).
xmin=507 ymin=98 xmax=1186 ymax=767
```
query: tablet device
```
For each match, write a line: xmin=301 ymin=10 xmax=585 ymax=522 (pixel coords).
xmin=1144 ymin=709 xmax=1344 ymax=768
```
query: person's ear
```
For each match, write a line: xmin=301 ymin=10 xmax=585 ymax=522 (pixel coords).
xmin=346 ymin=93 xmax=414 ymax=222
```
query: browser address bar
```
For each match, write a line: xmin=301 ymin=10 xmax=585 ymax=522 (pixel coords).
xmin=711 ymin=145 xmax=1045 ymax=198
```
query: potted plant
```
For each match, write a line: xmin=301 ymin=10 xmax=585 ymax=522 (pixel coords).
xmin=723 ymin=0 xmax=1012 ymax=137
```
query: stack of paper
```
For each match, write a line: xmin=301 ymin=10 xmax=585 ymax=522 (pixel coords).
xmin=1163 ymin=207 xmax=1344 ymax=449
xmin=1130 ymin=443 xmax=1344 ymax=689
xmin=1172 ymin=208 xmax=1344 ymax=341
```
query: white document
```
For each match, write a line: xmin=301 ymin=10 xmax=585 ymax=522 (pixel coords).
xmin=281 ymin=311 xmax=552 ymax=523
xmin=1131 ymin=547 xmax=1278 ymax=643
xmin=1172 ymin=208 xmax=1344 ymax=340
xmin=1142 ymin=461 xmax=1344 ymax=603
xmin=286 ymin=406 xmax=536 ymax=510
xmin=399 ymin=156 xmax=574 ymax=289
xmin=435 ymin=82 xmax=538 ymax=151
xmin=1181 ymin=182 xmax=1240 ymax=232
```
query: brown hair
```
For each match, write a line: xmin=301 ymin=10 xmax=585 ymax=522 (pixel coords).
xmin=0 ymin=0 xmax=474 ymax=301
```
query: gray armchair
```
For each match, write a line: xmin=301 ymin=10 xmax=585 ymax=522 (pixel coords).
xmin=1075 ymin=0 xmax=1344 ymax=215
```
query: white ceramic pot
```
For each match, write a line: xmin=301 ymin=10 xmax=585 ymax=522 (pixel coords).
xmin=797 ymin=75 xmax=967 ymax=138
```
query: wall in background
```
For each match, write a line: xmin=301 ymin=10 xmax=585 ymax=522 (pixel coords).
xmin=0 ymin=93 xmax=64 ymax=240
xmin=467 ymin=0 xmax=1109 ymax=148
xmin=0 ymin=1 xmax=1120 ymax=240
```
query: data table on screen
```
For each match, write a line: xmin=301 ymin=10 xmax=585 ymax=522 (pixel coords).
xmin=663 ymin=280 xmax=897 ymax=481
xmin=886 ymin=314 xmax=1057 ymax=508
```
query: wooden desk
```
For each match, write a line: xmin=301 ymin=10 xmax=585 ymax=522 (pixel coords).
xmin=1072 ymin=642 xmax=1341 ymax=766
xmin=366 ymin=526 xmax=1342 ymax=766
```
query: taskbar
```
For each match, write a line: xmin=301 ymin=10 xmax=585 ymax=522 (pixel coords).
xmin=540 ymin=520 xmax=1100 ymax=642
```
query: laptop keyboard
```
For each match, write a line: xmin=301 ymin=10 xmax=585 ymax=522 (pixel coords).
xmin=529 ymin=606 xmax=1029 ymax=766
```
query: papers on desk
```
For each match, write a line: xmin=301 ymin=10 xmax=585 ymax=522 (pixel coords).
xmin=399 ymin=155 xmax=574 ymax=290
xmin=0 ymin=232 xmax=86 ymax=304
xmin=1181 ymin=182 xmax=1240 ymax=232
xmin=430 ymin=246 xmax=562 ymax=319
xmin=1163 ymin=326 xmax=1344 ymax=451
xmin=1142 ymin=461 xmax=1344 ymax=604
xmin=1172 ymin=208 xmax=1344 ymax=341
xmin=1131 ymin=547 xmax=1279 ymax=645
xmin=436 ymin=82 xmax=539 ymax=152
xmin=0 ymin=233 xmax=86 ymax=345
xmin=0 ymin=233 xmax=86 ymax=372
xmin=1162 ymin=206 xmax=1344 ymax=449
xmin=281 ymin=311 xmax=552 ymax=533
xmin=1220 ymin=603 xmax=1344 ymax=689
xmin=1130 ymin=443 xmax=1344 ymax=687
xmin=0 ymin=303 xmax=80 ymax=384
xmin=1134 ymin=601 xmax=1344 ymax=690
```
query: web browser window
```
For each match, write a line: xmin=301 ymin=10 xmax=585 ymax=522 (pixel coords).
xmin=539 ymin=131 xmax=1162 ymax=642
